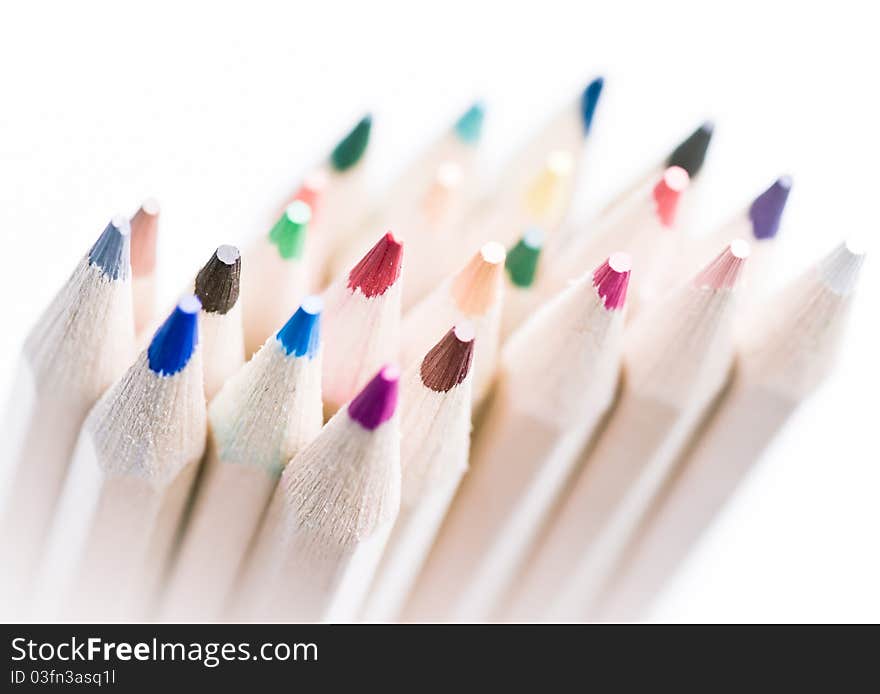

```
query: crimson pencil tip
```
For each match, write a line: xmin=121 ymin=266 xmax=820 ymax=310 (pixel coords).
xmin=652 ymin=166 xmax=689 ymax=227
xmin=592 ymin=252 xmax=632 ymax=310
xmin=693 ymin=239 xmax=750 ymax=290
xmin=347 ymin=232 xmax=404 ymax=298
xmin=348 ymin=364 xmax=400 ymax=430
xmin=420 ymin=323 xmax=476 ymax=393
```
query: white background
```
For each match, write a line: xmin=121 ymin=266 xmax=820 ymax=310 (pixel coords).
xmin=1 ymin=1 xmax=877 ymax=621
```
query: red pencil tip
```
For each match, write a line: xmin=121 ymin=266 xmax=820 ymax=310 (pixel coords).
xmin=592 ymin=252 xmax=632 ymax=310
xmin=693 ymin=239 xmax=750 ymax=289
xmin=348 ymin=232 xmax=404 ymax=297
xmin=652 ymin=166 xmax=689 ymax=227
xmin=293 ymin=170 xmax=327 ymax=222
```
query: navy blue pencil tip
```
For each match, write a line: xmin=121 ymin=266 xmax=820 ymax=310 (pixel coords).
xmin=580 ymin=77 xmax=604 ymax=135
xmin=88 ymin=215 xmax=131 ymax=280
xmin=148 ymin=295 xmax=201 ymax=376
xmin=277 ymin=295 xmax=323 ymax=358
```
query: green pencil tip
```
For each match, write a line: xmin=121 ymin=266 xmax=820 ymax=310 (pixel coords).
xmin=330 ymin=114 xmax=372 ymax=171
xmin=269 ymin=200 xmax=311 ymax=259
xmin=454 ymin=102 xmax=485 ymax=145
xmin=505 ymin=228 xmax=544 ymax=288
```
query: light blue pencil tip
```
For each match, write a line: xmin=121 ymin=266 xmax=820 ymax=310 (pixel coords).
xmin=276 ymin=295 xmax=322 ymax=358
xmin=580 ymin=77 xmax=604 ymax=135
xmin=454 ymin=102 xmax=485 ymax=145
xmin=148 ymin=295 xmax=200 ymax=376
xmin=88 ymin=215 xmax=131 ymax=280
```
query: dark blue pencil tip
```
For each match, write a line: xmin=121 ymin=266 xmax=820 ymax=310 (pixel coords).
xmin=88 ymin=215 xmax=131 ymax=280
xmin=276 ymin=296 xmax=323 ymax=358
xmin=749 ymin=176 xmax=793 ymax=240
xmin=580 ymin=77 xmax=604 ymax=135
xmin=454 ymin=101 xmax=485 ymax=144
xmin=148 ymin=295 xmax=201 ymax=376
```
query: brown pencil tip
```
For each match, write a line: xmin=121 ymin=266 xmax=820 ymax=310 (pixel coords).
xmin=420 ymin=323 xmax=476 ymax=392
xmin=451 ymin=241 xmax=506 ymax=315
xmin=195 ymin=244 xmax=241 ymax=314
xmin=130 ymin=198 xmax=160 ymax=276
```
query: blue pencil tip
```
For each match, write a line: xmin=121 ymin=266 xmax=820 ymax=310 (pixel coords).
xmin=276 ymin=295 xmax=323 ymax=358
xmin=88 ymin=215 xmax=131 ymax=280
xmin=148 ymin=295 xmax=201 ymax=376
xmin=454 ymin=101 xmax=485 ymax=144
xmin=580 ymin=77 xmax=604 ymax=135
xmin=749 ymin=176 xmax=793 ymax=240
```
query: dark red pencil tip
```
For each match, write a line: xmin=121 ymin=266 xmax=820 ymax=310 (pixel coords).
xmin=348 ymin=232 xmax=404 ymax=298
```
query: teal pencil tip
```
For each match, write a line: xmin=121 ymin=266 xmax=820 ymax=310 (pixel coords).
xmin=330 ymin=114 xmax=372 ymax=172
xmin=454 ymin=102 xmax=485 ymax=145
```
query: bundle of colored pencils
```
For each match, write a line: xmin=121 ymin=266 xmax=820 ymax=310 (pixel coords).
xmin=0 ymin=79 xmax=867 ymax=623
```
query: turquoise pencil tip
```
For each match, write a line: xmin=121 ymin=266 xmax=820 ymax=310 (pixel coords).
xmin=454 ymin=101 xmax=485 ymax=144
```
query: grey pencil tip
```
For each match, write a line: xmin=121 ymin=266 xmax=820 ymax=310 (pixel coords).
xmin=88 ymin=216 xmax=131 ymax=280
xmin=194 ymin=245 xmax=241 ymax=314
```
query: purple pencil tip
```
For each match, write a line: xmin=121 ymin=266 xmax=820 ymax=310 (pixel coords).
xmin=748 ymin=176 xmax=792 ymax=240
xmin=347 ymin=365 xmax=400 ymax=430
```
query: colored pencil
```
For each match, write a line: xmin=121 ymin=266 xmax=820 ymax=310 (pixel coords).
xmin=0 ymin=217 xmax=135 ymax=615
xmin=130 ymin=198 xmax=160 ymax=334
xmin=500 ymin=227 xmax=545 ymax=341
xmin=594 ymin=241 xmax=865 ymax=621
xmin=402 ymin=241 xmax=505 ymax=405
xmin=241 ymin=200 xmax=311 ymax=356
xmin=404 ymin=254 xmax=630 ymax=621
xmin=321 ymin=232 xmax=403 ymax=415
xmin=35 ymin=297 xmax=206 ymax=620
xmin=233 ymin=365 xmax=401 ymax=622
xmin=504 ymin=241 xmax=749 ymax=622
xmin=161 ymin=297 xmax=323 ymax=621
xmin=360 ymin=325 xmax=475 ymax=622
xmin=542 ymin=166 xmax=689 ymax=312
xmin=194 ymin=245 xmax=245 ymax=400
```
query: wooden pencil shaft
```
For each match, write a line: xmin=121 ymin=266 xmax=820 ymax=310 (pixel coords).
xmin=596 ymin=382 xmax=795 ymax=621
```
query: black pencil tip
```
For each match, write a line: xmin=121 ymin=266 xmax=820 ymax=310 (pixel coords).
xmin=666 ymin=121 xmax=714 ymax=178
xmin=194 ymin=245 xmax=241 ymax=314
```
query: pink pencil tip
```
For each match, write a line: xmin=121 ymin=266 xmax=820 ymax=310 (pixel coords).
xmin=693 ymin=239 xmax=751 ymax=289
xmin=347 ymin=232 xmax=404 ymax=298
xmin=293 ymin=170 xmax=328 ymax=221
xmin=592 ymin=252 xmax=632 ymax=310
xmin=653 ymin=166 xmax=689 ymax=227
xmin=348 ymin=365 xmax=400 ymax=430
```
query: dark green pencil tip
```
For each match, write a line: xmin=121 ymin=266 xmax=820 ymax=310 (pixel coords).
xmin=330 ymin=114 xmax=372 ymax=172
xmin=505 ymin=228 xmax=545 ymax=288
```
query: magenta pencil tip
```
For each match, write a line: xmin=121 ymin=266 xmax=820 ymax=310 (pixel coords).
xmin=592 ymin=252 xmax=632 ymax=310
xmin=348 ymin=365 xmax=400 ymax=430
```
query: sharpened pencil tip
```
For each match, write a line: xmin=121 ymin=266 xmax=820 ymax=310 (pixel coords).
xmin=148 ymin=296 xmax=200 ymax=376
xmin=819 ymin=240 xmax=866 ymax=296
xmin=653 ymin=166 xmax=690 ymax=227
xmin=269 ymin=200 xmax=311 ymax=260
xmin=330 ymin=114 xmax=372 ymax=172
xmin=454 ymin=101 xmax=485 ymax=144
xmin=593 ymin=252 xmax=632 ymax=310
xmin=749 ymin=176 xmax=793 ymax=240
xmin=277 ymin=295 xmax=323 ymax=358
xmin=293 ymin=171 xmax=327 ymax=221
xmin=693 ymin=240 xmax=750 ymax=290
xmin=130 ymin=201 xmax=159 ymax=277
xmin=347 ymin=232 xmax=404 ymax=298
xmin=89 ymin=216 xmax=131 ymax=280
xmin=420 ymin=323 xmax=476 ymax=393
xmin=194 ymin=245 xmax=241 ymax=315
xmin=580 ymin=77 xmax=604 ymax=135
xmin=667 ymin=121 xmax=714 ymax=177
xmin=506 ymin=228 xmax=545 ymax=288
xmin=348 ymin=364 xmax=400 ymax=430
xmin=452 ymin=242 xmax=506 ymax=315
